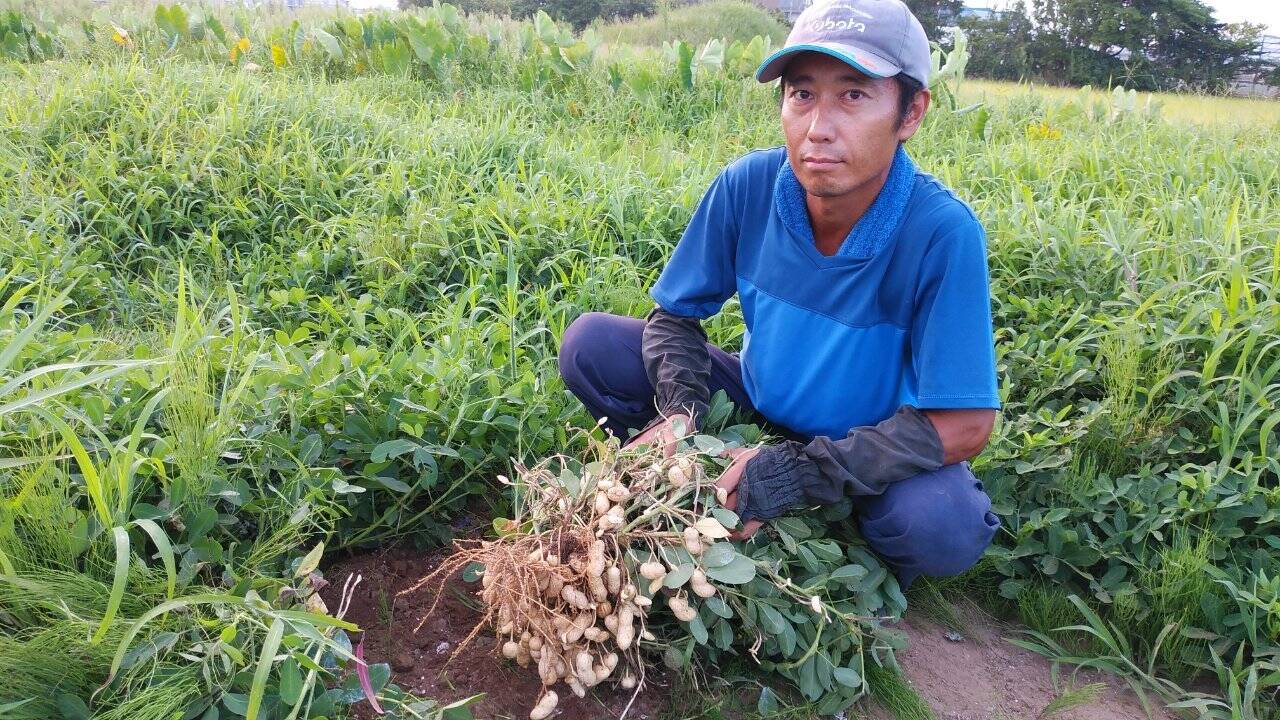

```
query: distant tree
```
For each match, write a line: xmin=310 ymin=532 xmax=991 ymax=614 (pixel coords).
xmin=903 ymin=0 xmax=963 ymax=41
xmin=1017 ymin=0 xmax=1260 ymax=91
xmin=959 ymin=0 xmax=1033 ymax=81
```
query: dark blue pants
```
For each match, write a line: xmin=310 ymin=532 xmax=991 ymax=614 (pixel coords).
xmin=557 ymin=312 xmax=1000 ymax=586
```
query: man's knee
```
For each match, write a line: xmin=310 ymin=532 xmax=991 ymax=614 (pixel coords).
xmin=557 ymin=312 xmax=614 ymax=389
xmin=858 ymin=463 xmax=1001 ymax=584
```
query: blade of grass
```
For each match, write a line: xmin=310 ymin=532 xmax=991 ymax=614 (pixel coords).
xmin=90 ymin=526 xmax=130 ymax=645
xmin=132 ymin=519 xmax=177 ymax=599
xmin=246 ymin=617 xmax=286 ymax=720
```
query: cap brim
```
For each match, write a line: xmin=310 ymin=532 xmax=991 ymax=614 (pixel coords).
xmin=755 ymin=42 xmax=901 ymax=83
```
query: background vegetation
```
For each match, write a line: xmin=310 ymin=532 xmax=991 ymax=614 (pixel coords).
xmin=0 ymin=1 xmax=1276 ymax=718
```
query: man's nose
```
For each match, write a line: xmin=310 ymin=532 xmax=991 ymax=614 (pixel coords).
xmin=805 ymin=101 xmax=835 ymax=143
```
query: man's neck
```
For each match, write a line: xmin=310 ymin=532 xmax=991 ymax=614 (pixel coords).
xmin=806 ymin=161 xmax=893 ymax=257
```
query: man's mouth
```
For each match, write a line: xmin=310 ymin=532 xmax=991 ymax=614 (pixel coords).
xmin=802 ymin=156 xmax=842 ymax=168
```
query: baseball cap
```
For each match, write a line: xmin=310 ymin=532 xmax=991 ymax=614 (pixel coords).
xmin=755 ymin=0 xmax=931 ymax=87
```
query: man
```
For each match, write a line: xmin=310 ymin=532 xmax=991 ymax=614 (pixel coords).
xmin=558 ymin=0 xmax=1001 ymax=587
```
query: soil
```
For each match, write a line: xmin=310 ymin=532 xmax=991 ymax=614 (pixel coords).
xmin=321 ymin=547 xmax=1176 ymax=720
xmin=319 ymin=545 xmax=673 ymax=720
xmin=875 ymin=602 xmax=1178 ymax=720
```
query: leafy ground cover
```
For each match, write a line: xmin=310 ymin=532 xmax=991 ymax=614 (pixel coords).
xmin=0 ymin=2 xmax=1277 ymax=718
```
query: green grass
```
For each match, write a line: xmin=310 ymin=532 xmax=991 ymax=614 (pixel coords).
xmin=0 ymin=1 xmax=1278 ymax=718
xmin=962 ymin=79 xmax=1280 ymax=127
xmin=596 ymin=0 xmax=788 ymax=48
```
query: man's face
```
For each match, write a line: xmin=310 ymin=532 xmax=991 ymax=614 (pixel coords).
xmin=780 ymin=52 xmax=927 ymax=199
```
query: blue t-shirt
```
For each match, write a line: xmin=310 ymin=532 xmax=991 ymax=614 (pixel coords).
xmin=650 ymin=146 xmax=1000 ymax=440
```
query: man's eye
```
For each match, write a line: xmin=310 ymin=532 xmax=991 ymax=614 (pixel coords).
xmin=845 ymin=90 xmax=865 ymax=100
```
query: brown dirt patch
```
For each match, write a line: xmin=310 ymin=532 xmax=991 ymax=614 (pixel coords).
xmin=320 ymin=545 xmax=673 ymax=720
xmin=881 ymin=601 xmax=1179 ymax=720
xmin=322 ymin=546 xmax=1178 ymax=720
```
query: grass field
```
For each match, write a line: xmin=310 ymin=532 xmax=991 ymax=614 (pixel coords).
xmin=0 ymin=2 xmax=1277 ymax=719
xmin=962 ymin=79 xmax=1280 ymax=128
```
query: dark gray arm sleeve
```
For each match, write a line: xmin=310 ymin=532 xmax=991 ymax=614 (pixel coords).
xmin=640 ymin=306 xmax=712 ymax=428
xmin=734 ymin=406 xmax=945 ymax=522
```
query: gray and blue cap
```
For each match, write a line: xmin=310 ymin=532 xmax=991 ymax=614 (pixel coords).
xmin=755 ymin=0 xmax=932 ymax=87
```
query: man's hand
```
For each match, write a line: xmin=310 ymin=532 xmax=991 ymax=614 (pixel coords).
xmin=623 ymin=413 xmax=692 ymax=458
xmin=714 ymin=447 xmax=764 ymax=540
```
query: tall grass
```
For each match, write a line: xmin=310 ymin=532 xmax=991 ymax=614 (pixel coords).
xmin=595 ymin=0 xmax=788 ymax=48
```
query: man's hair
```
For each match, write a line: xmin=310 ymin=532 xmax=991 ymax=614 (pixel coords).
xmin=778 ymin=71 xmax=925 ymax=128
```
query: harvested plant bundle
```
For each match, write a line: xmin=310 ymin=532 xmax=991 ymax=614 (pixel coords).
xmin=404 ymin=425 xmax=910 ymax=717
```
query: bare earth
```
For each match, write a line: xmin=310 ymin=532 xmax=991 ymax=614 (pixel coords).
xmin=872 ymin=604 xmax=1176 ymax=720
xmin=322 ymin=547 xmax=1174 ymax=720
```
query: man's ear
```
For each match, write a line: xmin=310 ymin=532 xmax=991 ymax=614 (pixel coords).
xmin=897 ymin=88 xmax=931 ymax=142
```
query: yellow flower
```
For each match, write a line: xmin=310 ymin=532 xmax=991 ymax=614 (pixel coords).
xmin=230 ymin=36 xmax=250 ymax=64
xmin=1026 ymin=121 xmax=1063 ymax=140
xmin=110 ymin=23 xmax=131 ymax=47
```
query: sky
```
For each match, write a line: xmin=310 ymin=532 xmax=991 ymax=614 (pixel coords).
xmin=969 ymin=0 xmax=1280 ymax=33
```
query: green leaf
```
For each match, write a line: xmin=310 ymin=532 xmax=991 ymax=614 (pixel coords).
xmin=371 ymin=438 xmax=418 ymax=462
xmin=246 ymin=618 xmax=285 ymax=720
xmin=833 ymin=666 xmax=862 ymax=688
xmin=773 ymin=517 xmax=811 ymax=540
xmin=295 ymin=543 xmax=324 ymax=577
xmin=222 ymin=693 xmax=249 ymax=715
xmin=688 ymin=614 xmax=708 ymax=644
xmin=828 ymin=564 xmax=868 ymax=583
xmin=134 ymin=519 xmax=178 ymax=599
xmin=676 ymin=40 xmax=694 ymax=89
xmin=701 ymin=542 xmax=736 ymax=568
xmin=757 ymin=686 xmax=779 ymax=715
xmin=312 ymin=27 xmax=342 ymax=60
xmin=704 ymin=596 xmax=734 ymax=619
xmin=664 ymin=563 xmax=695 ymax=589
xmin=372 ymin=475 xmax=412 ymax=493
xmin=131 ymin=502 xmax=167 ymax=520
xmin=705 ymin=555 xmax=755 ymax=585
xmin=55 ymin=693 xmax=91 ymax=720
xmin=367 ymin=662 xmax=391 ymax=691
xmin=710 ymin=507 xmax=739 ymax=528
xmin=187 ymin=507 xmax=218 ymax=539
xmin=441 ymin=694 xmax=483 ymax=720
xmin=758 ymin=604 xmax=786 ymax=634
xmin=91 ymin=527 xmax=130 ymax=645
xmin=279 ymin=657 xmax=304 ymax=705
xmin=692 ymin=434 xmax=724 ymax=454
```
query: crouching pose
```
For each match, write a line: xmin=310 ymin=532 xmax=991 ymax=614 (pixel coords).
xmin=559 ymin=0 xmax=1002 ymax=587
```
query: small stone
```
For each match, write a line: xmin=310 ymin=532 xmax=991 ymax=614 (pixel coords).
xmin=434 ymin=641 xmax=451 ymax=655
xmin=392 ymin=651 xmax=415 ymax=672
xmin=944 ymin=630 xmax=965 ymax=643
